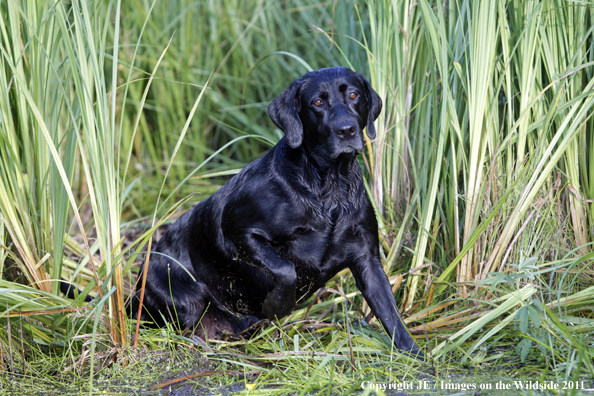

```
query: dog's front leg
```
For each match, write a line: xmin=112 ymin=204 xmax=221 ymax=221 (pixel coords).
xmin=236 ymin=232 xmax=297 ymax=319
xmin=350 ymin=259 xmax=425 ymax=360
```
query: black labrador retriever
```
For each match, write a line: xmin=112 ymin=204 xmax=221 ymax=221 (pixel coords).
xmin=131 ymin=67 xmax=424 ymax=359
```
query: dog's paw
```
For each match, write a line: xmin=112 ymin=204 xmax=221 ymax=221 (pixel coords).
xmin=262 ymin=287 xmax=295 ymax=319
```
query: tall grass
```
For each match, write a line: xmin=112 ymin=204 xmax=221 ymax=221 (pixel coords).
xmin=116 ymin=0 xmax=360 ymax=217
xmin=1 ymin=0 xmax=594 ymax=388
xmin=0 ymin=0 xmax=346 ymax=351
xmin=361 ymin=0 xmax=594 ymax=372
xmin=0 ymin=0 xmax=144 ymax=346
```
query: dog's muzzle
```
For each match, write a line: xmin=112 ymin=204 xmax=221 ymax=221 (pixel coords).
xmin=332 ymin=120 xmax=363 ymax=155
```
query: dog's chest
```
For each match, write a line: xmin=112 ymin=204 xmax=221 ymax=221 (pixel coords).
xmin=283 ymin=208 xmax=353 ymax=271
xmin=286 ymin=220 xmax=354 ymax=300
xmin=287 ymin=224 xmax=332 ymax=263
xmin=286 ymin=181 xmax=359 ymax=264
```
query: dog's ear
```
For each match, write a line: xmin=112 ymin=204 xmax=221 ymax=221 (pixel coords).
xmin=360 ymin=76 xmax=382 ymax=140
xmin=268 ymin=79 xmax=304 ymax=149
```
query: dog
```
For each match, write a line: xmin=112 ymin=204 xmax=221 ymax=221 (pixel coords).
xmin=131 ymin=67 xmax=424 ymax=359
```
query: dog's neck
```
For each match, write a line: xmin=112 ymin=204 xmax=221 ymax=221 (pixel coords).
xmin=278 ymin=140 xmax=361 ymax=191
xmin=294 ymin=137 xmax=352 ymax=168
xmin=302 ymin=143 xmax=356 ymax=176
xmin=273 ymin=138 xmax=365 ymax=214
xmin=276 ymin=137 xmax=360 ymax=178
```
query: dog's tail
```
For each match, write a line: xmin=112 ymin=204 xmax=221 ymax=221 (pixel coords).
xmin=60 ymin=278 xmax=93 ymax=302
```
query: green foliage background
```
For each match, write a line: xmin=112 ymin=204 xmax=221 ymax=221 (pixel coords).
xmin=1 ymin=0 xmax=593 ymax=392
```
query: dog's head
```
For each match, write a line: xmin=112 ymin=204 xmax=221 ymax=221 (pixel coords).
xmin=268 ymin=67 xmax=382 ymax=159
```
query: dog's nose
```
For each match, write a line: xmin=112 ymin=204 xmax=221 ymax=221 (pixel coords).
xmin=335 ymin=121 xmax=357 ymax=138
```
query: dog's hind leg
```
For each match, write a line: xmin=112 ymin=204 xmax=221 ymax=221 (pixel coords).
xmin=194 ymin=305 xmax=260 ymax=340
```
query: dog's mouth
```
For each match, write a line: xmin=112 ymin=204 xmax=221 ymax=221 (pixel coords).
xmin=329 ymin=141 xmax=363 ymax=158
xmin=341 ymin=145 xmax=360 ymax=154
xmin=317 ymin=122 xmax=365 ymax=159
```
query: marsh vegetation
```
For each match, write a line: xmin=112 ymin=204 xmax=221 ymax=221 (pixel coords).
xmin=1 ymin=0 xmax=593 ymax=393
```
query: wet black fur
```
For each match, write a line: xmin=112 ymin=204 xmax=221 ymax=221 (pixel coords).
xmin=130 ymin=67 xmax=424 ymax=359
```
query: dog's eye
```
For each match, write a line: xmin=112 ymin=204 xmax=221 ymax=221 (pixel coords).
xmin=349 ymin=92 xmax=358 ymax=99
xmin=313 ymin=99 xmax=323 ymax=107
